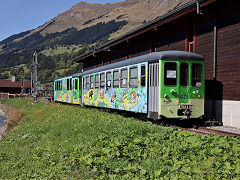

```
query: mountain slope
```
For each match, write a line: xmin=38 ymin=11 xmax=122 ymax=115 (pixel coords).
xmin=0 ymin=0 xmax=191 ymax=83
xmin=4 ymin=0 xmax=191 ymax=44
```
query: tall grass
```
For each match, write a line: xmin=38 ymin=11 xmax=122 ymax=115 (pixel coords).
xmin=0 ymin=98 xmax=239 ymax=179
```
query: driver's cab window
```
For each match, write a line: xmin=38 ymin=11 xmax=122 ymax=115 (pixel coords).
xmin=164 ymin=62 xmax=177 ymax=86
xmin=192 ymin=64 xmax=202 ymax=87
xmin=180 ymin=63 xmax=189 ymax=86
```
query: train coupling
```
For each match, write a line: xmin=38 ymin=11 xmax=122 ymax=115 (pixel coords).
xmin=178 ymin=104 xmax=193 ymax=120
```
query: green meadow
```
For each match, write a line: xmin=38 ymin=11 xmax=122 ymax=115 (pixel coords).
xmin=0 ymin=98 xmax=239 ymax=179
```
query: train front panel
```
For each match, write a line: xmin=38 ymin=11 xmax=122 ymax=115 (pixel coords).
xmin=158 ymin=59 xmax=205 ymax=119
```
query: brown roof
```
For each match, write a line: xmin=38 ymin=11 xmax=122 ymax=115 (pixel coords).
xmin=0 ymin=80 xmax=31 ymax=88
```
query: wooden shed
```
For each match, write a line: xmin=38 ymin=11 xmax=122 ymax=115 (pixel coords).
xmin=0 ymin=80 xmax=31 ymax=98
xmin=74 ymin=0 xmax=240 ymax=128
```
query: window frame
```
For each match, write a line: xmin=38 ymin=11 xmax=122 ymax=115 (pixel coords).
xmin=75 ymin=79 xmax=78 ymax=90
xmin=95 ymin=74 xmax=99 ymax=89
xmin=113 ymin=70 xmax=119 ymax=88
xmin=70 ymin=78 xmax=72 ymax=90
xmin=83 ymin=77 xmax=85 ymax=90
xmin=120 ymin=68 xmax=128 ymax=88
xmin=67 ymin=79 xmax=69 ymax=90
xmin=164 ymin=62 xmax=177 ymax=86
xmin=106 ymin=71 xmax=112 ymax=88
xmin=90 ymin=75 xmax=94 ymax=89
xmin=180 ymin=63 xmax=189 ymax=87
xmin=191 ymin=63 xmax=202 ymax=87
xmin=129 ymin=66 xmax=138 ymax=87
xmin=86 ymin=76 xmax=90 ymax=90
xmin=100 ymin=72 xmax=105 ymax=89
xmin=78 ymin=77 xmax=81 ymax=90
xmin=140 ymin=65 xmax=146 ymax=87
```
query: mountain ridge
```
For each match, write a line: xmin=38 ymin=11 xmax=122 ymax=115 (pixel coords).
xmin=2 ymin=0 xmax=191 ymax=45
xmin=0 ymin=0 xmax=191 ymax=83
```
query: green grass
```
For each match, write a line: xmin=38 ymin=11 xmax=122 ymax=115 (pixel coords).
xmin=41 ymin=45 xmax=83 ymax=56
xmin=0 ymin=98 xmax=239 ymax=179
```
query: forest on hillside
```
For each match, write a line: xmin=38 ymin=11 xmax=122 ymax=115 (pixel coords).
xmin=0 ymin=20 xmax=127 ymax=83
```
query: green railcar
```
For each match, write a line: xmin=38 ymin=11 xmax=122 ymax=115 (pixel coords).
xmin=148 ymin=52 xmax=204 ymax=119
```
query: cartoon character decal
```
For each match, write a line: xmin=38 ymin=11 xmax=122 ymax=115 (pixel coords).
xmin=83 ymin=86 xmax=147 ymax=113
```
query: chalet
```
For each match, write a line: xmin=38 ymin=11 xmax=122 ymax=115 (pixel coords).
xmin=0 ymin=80 xmax=31 ymax=98
xmin=73 ymin=0 xmax=240 ymax=128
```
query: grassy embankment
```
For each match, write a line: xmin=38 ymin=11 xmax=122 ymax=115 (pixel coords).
xmin=0 ymin=98 xmax=239 ymax=179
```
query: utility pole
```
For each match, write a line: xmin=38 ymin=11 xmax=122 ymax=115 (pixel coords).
xmin=30 ymin=72 xmax=32 ymax=97
xmin=33 ymin=51 xmax=39 ymax=103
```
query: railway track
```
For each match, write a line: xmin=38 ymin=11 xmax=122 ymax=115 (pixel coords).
xmin=172 ymin=126 xmax=240 ymax=138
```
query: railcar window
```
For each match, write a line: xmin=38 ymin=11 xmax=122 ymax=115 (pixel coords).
xmin=100 ymin=73 xmax=105 ymax=89
xmin=129 ymin=67 xmax=138 ymax=87
xmin=164 ymin=62 xmax=177 ymax=86
xmin=180 ymin=63 xmax=189 ymax=86
xmin=192 ymin=64 xmax=202 ymax=87
xmin=67 ymin=79 xmax=69 ymax=90
xmin=106 ymin=71 xmax=112 ymax=88
xmin=113 ymin=70 xmax=119 ymax=88
xmin=141 ymin=65 xmax=146 ymax=86
xmin=78 ymin=78 xmax=81 ymax=90
xmin=90 ymin=75 xmax=94 ymax=89
xmin=86 ymin=76 xmax=90 ymax=90
xmin=56 ymin=81 xmax=58 ymax=90
xmin=95 ymin=74 xmax=99 ymax=89
xmin=120 ymin=68 xmax=128 ymax=88
xmin=83 ymin=77 xmax=85 ymax=89
xmin=75 ymin=79 xmax=78 ymax=90
xmin=70 ymin=78 xmax=72 ymax=90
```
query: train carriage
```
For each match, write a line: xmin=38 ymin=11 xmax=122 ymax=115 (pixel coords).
xmin=54 ymin=75 xmax=80 ymax=104
xmin=54 ymin=51 xmax=204 ymax=120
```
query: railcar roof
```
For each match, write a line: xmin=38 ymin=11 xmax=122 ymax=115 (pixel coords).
xmin=76 ymin=51 xmax=204 ymax=77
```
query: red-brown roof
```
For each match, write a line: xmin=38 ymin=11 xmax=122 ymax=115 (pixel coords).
xmin=0 ymin=80 xmax=31 ymax=88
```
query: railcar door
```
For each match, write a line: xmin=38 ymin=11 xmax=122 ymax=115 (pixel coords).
xmin=148 ymin=62 xmax=159 ymax=119
xmin=78 ymin=77 xmax=82 ymax=104
xmin=179 ymin=62 xmax=190 ymax=104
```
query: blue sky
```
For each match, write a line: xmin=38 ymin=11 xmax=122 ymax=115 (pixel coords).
xmin=0 ymin=0 xmax=121 ymax=41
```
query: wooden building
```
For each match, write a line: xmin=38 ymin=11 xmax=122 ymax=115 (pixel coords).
xmin=0 ymin=80 xmax=31 ymax=98
xmin=74 ymin=0 xmax=240 ymax=128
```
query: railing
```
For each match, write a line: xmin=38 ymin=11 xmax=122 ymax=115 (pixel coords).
xmin=0 ymin=93 xmax=9 ymax=99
